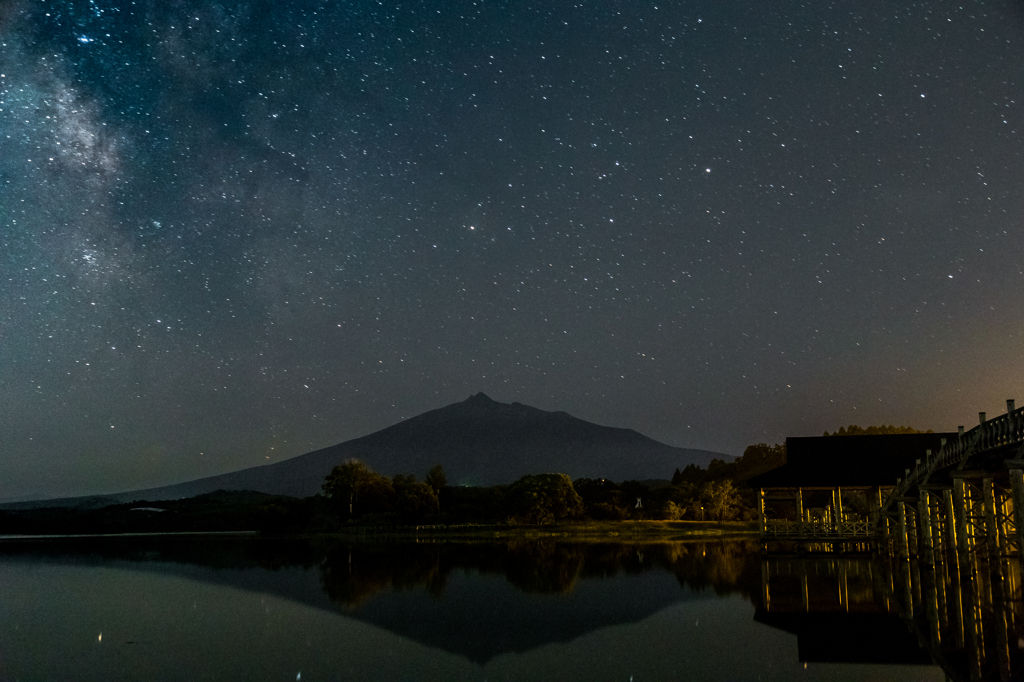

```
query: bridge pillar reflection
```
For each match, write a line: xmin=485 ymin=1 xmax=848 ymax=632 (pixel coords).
xmin=922 ymin=565 xmax=941 ymax=651
xmin=990 ymin=570 xmax=1012 ymax=682
xmin=963 ymin=570 xmax=984 ymax=682
xmin=950 ymin=550 xmax=966 ymax=649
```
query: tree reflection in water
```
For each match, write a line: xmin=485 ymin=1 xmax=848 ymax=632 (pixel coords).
xmin=316 ymin=538 xmax=762 ymax=608
xmin=0 ymin=535 xmax=956 ymax=675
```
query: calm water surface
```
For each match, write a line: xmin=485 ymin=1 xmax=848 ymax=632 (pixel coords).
xmin=0 ymin=536 xmax=945 ymax=681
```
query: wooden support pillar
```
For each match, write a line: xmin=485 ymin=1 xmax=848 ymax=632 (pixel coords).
xmin=901 ymin=558 xmax=915 ymax=618
xmin=874 ymin=488 xmax=887 ymax=551
xmin=867 ymin=488 xmax=879 ymax=549
xmin=944 ymin=488 xmax=958 ymax=558
xmin=795 ymin=488 xmax=804 ymax=523
xmin=834 ymin=487 xmax=844 ymax=536
xmin=983 ymin=477 xmax=1001 ymax=559
xmin=935 ymin=562 xmax=950 ymax=629
xmin=954 ymin=477 xmax=971 ymax=559
xmin=871 ymin=556 xmax=890 ymax=611
xmin=880 ymin=509 xmax=888 ymax=552
xmin=898 ymin=501 xmax=910 ymax=560
xmin=1009 ymin=468 xmax=1024 ymax=557
xmin=758 ymin=488 xmax=766 ymax=536
xmin=908 ymin=505 xmax=919 ymax=557
xmin=919 ymin=489 xmax=935 ymax=565
xmin=864 ymin=487 xmax=875 ymax=525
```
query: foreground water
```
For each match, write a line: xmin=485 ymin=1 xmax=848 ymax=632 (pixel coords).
xmin=0 ymin=536 xmax=944 ymax=681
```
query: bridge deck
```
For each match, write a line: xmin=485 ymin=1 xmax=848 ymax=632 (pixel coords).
xmin=883 ymin=401 xmax=1024 ymax=513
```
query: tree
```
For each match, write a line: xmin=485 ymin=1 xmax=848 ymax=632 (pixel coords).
xmin=589 ymin=501 xmax=627 ymax=520
xmin=701 ymin=480 xmax=740 ymax=522
xmin=394 ymin=477 xmax=439 ymax=522
xmin=661 ymin=500 xmax=683 ymax=520
xmin=504 ymin=473 xmax=584 ymax=525
xmin=823 ymin=424 xmax=931 ymax=436
xmin=737 ymin=442 xmax=786 ymax=479
xmin=425 ymin=464 xmax=447 ymax=493
xmin=358 ymin=475 xmax=396 ymax=515
xmin=323 ymin=459 xmax=377 ymax=517
xmin=672 ymin=462 xmax=705 ymax=485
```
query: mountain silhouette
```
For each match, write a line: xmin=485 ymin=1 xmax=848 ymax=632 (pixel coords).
xmin=11 ymin=393 xmax=727 ymax=507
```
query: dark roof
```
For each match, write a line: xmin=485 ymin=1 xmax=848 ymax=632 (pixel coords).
xmin=749 ymin=433 xmax=959 ymax=488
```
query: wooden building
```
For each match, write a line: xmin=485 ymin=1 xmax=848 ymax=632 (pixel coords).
xmin=749 ymin=433 xmax=958 ymax=546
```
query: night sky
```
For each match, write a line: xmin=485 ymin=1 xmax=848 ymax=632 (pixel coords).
xmin=2 ymin=0 xmax=1023 ymax=501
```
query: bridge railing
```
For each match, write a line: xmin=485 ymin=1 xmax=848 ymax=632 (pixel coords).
xmin=883 ymin=404 xmax=1024 ymax=511
xmin=764 ymin=518 xmax=871 ymax=538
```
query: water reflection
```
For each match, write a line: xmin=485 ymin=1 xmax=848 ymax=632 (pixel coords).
xmin=0 ymin=536 xmax=947 ymax=680
xmin=757 ymin=556 xmax=934 ymax=666
xmin=758 ymin=549 xmax=1024 ymax=681
xmin=317 ymin=538 xmax=762 ymax=606
xmin=892 ymin=553 xmax=1024 ymax=682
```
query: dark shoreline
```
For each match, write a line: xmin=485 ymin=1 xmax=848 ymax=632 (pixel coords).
xmin=0 ymin=520 xmax=755 ymax=543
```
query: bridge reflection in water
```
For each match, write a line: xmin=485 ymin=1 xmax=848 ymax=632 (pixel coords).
xmin=754 ymin=399 xmax=1024 ymax=679
xmin=758 ymin=550 xmax=1024 ymax=681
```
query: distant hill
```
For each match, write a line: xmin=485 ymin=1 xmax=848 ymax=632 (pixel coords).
xmin=5 ymin=393 xmax=728 ymax=509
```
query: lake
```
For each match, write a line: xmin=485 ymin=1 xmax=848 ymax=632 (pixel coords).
xmin=0 ymin=536 xmax=950 ymax=681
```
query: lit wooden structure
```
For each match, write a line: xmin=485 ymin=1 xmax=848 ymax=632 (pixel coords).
xmin=876 ymin=400 xmax=1024 ymax=568
xmin=751 ymin=433 xmax=955 ymax=549
xmin=754 ymin=398 xmax=1024 ymax=678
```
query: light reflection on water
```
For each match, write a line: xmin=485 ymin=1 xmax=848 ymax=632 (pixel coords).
xmin=0 ymin=537 xmax=944 ymax=681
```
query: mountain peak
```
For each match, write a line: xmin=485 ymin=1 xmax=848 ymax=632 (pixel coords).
xmin=14 ymin=396 xmax=730 ymax=507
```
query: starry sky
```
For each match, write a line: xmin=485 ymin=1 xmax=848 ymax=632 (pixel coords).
xmin=2 ymin=0 xmax=1023 ymax=501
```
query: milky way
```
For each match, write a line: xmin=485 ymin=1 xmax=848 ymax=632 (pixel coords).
xmin=2 ymin=0 xmax=1023 ymax=499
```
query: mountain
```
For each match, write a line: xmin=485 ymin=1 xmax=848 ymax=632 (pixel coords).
xmin=5 ymin=393 xmax=728 ymax=508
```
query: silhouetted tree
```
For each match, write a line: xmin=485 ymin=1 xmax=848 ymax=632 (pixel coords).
xmin=504 ymin=474 xmax=583 ymax=525
xmin=394 ymin=477 xmax=439 ymax=522
xmin=323 ymin=459 xmax=379 ymax=517
xmin=823 ymin=424 xmax=931 ymax=436
xmin=425 ymin=464 xmax=447 ymax=493
xmin=700 ymin=480 xmax=740 ymax=522
xmin=661 ymin=500 xmax=683 ymax=520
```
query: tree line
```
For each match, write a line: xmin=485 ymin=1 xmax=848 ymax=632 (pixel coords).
xmin=3 ymin=425 xmax=932 ymax=535
xmin=822 ymin=424 xmax=931 ymax=436
xmin=255 ymin=440 xmax=791 ymax=533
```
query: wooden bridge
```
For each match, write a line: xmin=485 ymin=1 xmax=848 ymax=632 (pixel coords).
xmin=753 ymin=399 xmax=1024 ymax=557
xmin=879 ymin=399 xmax=1024 ymax=565
xmin=753 ymin=403 xmax=1024 ymax=679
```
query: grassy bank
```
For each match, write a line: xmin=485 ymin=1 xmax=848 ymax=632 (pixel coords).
xmin=304 ymin=519 xmax=757 ymax=542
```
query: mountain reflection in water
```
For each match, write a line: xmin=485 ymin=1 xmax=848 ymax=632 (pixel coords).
xmin=0 ymin=536 xmax=946 ymax=680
